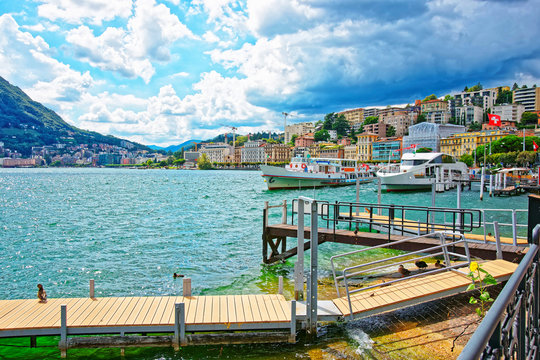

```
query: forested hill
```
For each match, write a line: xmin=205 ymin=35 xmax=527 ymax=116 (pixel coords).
xmin=0 ymin=76 xmax=150 ymax=155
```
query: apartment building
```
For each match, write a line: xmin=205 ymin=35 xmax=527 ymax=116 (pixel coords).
xmin=338 ymin=107 xmax=364 ymax=126
xmin=294 ymin=134 xmax=315 ymax=147
xmin=440 ymin=130 xmax=509 ymax=158
xmin=284 ymin=122 xmax=314 ymax=144
xmin=199 ymin=143 xmax=233 ymax=163
xmin=241 ymin=140 xmax=266 ymax=163
xmin=513 ymin=87 xmax=540 ymax=112
xmin=344 ymin=144 xmax=357 ymax=160
xmin=421 ymin=99 xmax=450 ymax=124
xmin=309 ymin=143 xmax=344 ymax=158
xmin=363 ymin=108 xmax=379 ymax=120
xmin=455 ymin=105 xmax=483 ymax=125
xmin=363 ymin=122 xmax=387 ymax=137
xmin=357 ymin=133 xmax=378 ymax=161
xmin=454 ymin=88 xmax=498 ymax=111
xmin=264 ymin=143 xmax=291 ymax=162
xmin=379 ymin=107 xmax=418 ymax=136
xmin=372 ymin=138 xmax=402 ymax=162
xmin=492 ymin=103 xmax=525 ymax=122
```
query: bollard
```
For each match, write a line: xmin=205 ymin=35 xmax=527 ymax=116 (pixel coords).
xmin=479 ymin=167 xmax=485 ymax=201
xmin=89 ymin=279 xmax=95 ymax=298
xmin=182 ymin=278 xmax=191 ymax=297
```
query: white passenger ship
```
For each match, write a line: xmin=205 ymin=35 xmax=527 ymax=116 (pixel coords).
xmin=260 ymin=157 xmax=374 ymax=190
xmin=376 ymin=152 xmax=468 ymax=192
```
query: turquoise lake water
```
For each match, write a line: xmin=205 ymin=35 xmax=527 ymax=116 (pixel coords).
xmin=0 ymin=168 xmax=530 ymax=359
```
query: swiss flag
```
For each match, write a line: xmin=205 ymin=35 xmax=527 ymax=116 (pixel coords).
xmin=488 ymin=113 xmax=501 ymax=126
xmin=534 ymin=141 xmax=539 ymax=152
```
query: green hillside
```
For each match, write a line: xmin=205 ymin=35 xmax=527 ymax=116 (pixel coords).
xmin=0 ymin=76 xmax=150 ymax=155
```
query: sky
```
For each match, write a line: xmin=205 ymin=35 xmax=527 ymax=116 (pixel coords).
xmin=1 ymin=0 xmax=539 ymax=147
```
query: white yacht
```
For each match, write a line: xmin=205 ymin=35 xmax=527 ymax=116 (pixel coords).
xmin=376 ymin=152 xmax=469 ymax=192
xmin=260 ymin=157 xmax=374 ymax=190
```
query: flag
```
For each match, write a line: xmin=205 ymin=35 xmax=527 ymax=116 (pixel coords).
xmin=534 ymin=141 xmax=539 ymax=152
xmin=488 ymin=113 xmax=501 ymax=127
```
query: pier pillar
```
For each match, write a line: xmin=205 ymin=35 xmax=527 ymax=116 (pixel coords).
xmin=489 ymin=175 xmax=493 ymax=197
xmin=479 ymin=167 xmax=485 ymax=201
xmin=289 ymin=300 xmax=297 ymax=343
xmin=89 ymin=279 xmax=95 ymax=298
xmin=282 ymin=200 xmax=287 ymax=224
xmin=30 ymin=336 xmax=36 ymax=348
xmin=174 ymin=303 xmax=186 ymax=349
xmin=493 ymin=222 xmax=502 ymax=260
xmin=295 ymin=200 xmax=305 ymax=300
xmin=278 ymin=276 xmax=284 ymax=295
xmin=59 ymin=304 xmax=67 ymax=358
xmin=307 ymin=200 xmax=318 ymax=336
xmin=182 ymin=278 xmax=191 ymax=297
xmin=377 ymin=179 xmax=382 ymax=215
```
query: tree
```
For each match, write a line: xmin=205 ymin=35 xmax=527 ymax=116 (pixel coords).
xmin=463 ymin=86 xmax=469 ymax=92
xmin=416 ymin=113 xmax=427 ymax=124
xmin=443 ymin=95 xmax=454 ymax=101
xmin=416 ymin=147 xmax=432 ymax=153
xmin=460 ymin=154 xmax=474 ymax=167
xmin=323 ymin=113 xmax=336 ymax=130
xmin=314 ymin=129 xmax=330 ymax=142
xmin=468 ymin=82 xmax=483 ymax=92
xmin=522 ymin=84 xmax=528 ymax=89
xmin=289 ymin=134 xmax=298 ymax=146
xmin=495 ymin=88 xmax=513 ymax=104
xmin=423 ymin=94 xmax=437 ymax=101
xmin=173 ymin=150 xmax=183 ymax=159
xmin=512 ymin=83 xmax=519 ymax=91
xmin=468 ymin=122 xmax=482 ymax=131
xmin=333 ymin=114 xmax=351 ymax=136
xmin=516 ymin=151 xmax=536 ymax=166
xmin=521 ymin=112 xmax=539 ymax=125
xmin=363 ymin=116 xmax=378 ymax=125
xmin=173 ymin=159 xmax=185 ymax=167
xmin=386 ymin=125 xmax=396 ymax=137
xmin=197 ymin=153 xmax=213 ymax=170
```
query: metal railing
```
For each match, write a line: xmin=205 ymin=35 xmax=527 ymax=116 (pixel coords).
xmin=290 ymin=199 xmax=482 ymax=241
xmin=330 ymin=231 xmax=472 ymax=319
xmin=479 ymin=208 xmax=528 ymax=246
xmin=458 ymin=224 xmax=540 ymax=359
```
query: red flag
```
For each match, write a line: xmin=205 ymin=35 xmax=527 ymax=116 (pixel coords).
xmin=488 ymin=113 xmax=501 ymax=127
xmin=534 ymin=141 xmax=539 ymax=151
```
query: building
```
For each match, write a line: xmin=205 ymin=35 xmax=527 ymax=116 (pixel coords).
xmin=513 ymin=87 xmax=540 ymax=112
xmin=492 ymin=103 xmax=525 ymax=122
xmin=292 ymin=146 xmax=310 ymax=158
xmin=454 ymin=105 xmax=483 ymax=125
xmin=357 ymin=133 xmax=378 ymax=161
xmin=338 ymin=108 xmax=364 ymax=126
xmin=337 ymin=138 xmax=351 ymax=146
xmin=363 ymin=108 xmax=379 ymax=120
xmin=264 ymin=143 xmax=291 ymax=163
xmin=454 ymin=88 xmax=498 ymax=111
xmin=199 ymin=143 xmax=233 ymax=163
xmin=402 ymin=122 xmax=466 ymax=153
xmin=379 ymin=107 xmax=418 ymax=137
xmin=284 ymin=122 xmax=314 ymax=144
xmin=363 ymin=122 xmax=387 ymax=137
xmin=344 ymin=144 xmax=357 ymax=160
xmin=97 ymin=153 xmax=122 ymax=165
xmin=372 ymin=138 xmax=402 ymax=162
xmin=482 ymin=120 xmax=518 ymax=132
xmin=421 ymin=99 xmax=450 ymax=124
xmin=309 ymin=143 xmax=344 ymax=158
xmin=1 ymin=158 xmax=38 ymax=167
xmin=440 ymin=130 xmax=510 ymax=158
xmin=295 ymin=134 xmax=315 ymax=147
xmin=241 ymin=140 xmax=266 ymax=163
xmin=328 ymin=130 xmax=338 ymax=141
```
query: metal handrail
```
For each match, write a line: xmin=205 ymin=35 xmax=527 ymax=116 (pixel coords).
xmin=479 ymin=208 xmax=528 ymax=246
xmin=330 ymin=231 xmax=472 ymax=319
xmin=458 ymin=225 xmax=540 ymax=359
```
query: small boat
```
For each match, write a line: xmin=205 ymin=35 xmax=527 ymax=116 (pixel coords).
xmin=376 ymin=152 xmax=468 ymax=192
xmin=260 ymin=157 xmax=374 ymax=190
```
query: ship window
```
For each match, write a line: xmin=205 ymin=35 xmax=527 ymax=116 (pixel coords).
xmin=401 ymin=159 xmax=428 ymax=166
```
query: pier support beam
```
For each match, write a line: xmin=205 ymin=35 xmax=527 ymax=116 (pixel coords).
xmin=30 ymin=336 xmax=36 ymax=348
xmin=174 ymin=303 xmax=186 ymax=350
xmin=289 ymin=300 xmax=296 ymax=343
xmin=59 ymin=304 xmax=67 ymax=358
xmin=294 ymin=200 xmax=305 ymax=300
xmin=306 ymin=199 xmax=318 ymax=336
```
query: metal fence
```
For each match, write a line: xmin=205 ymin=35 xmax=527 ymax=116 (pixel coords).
xmin=458 ymin=224 xmax=540 ymax=359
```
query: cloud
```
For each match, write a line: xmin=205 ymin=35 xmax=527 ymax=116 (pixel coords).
xmin=66 ymin=0 xmax=195 ymax=83
xmin=209 ymin=0 xmax=540 ymax=113
xmin=37 ymin=0 xmax=133 ymax=25
xmin=0 ymin=14 xmax=93 ymax=112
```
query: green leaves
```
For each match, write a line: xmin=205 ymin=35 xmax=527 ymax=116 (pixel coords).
xmin=467 ymin=262 xmax=498 ymax=318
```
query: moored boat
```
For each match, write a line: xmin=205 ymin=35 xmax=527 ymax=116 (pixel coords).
xmin=261 ymin=157 xmax=374 ymax=190
xmin=376 ymin=152 xmax=468 ymax=192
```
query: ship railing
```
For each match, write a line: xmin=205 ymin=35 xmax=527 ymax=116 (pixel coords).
xmin=458 ymin=224 xmax=540 ymax=360
xmin=290 ymin=200 xmax=482 ymax=242
xmin=330 ymin=231 xmax=472 ymax=319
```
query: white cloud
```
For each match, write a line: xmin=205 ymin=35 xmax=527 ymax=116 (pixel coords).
xmin=0 ymin=14 xmax=93 ymax=112
xmin=66 ymin=0 xmax=195 ymax=83
xmin=171 ymin=72 xmax=189 ymax=78
xmin=37 ymin=0 xmax=133 ymax=25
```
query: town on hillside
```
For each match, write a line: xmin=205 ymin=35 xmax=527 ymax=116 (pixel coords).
xmin=1 ymin=83 xmax=539 ymax=168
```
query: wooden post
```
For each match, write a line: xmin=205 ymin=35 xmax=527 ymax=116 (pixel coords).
xmin=479 ymin=167 xmax=485 ymax=200
xmin=489 ymin=174 xmax=493 ymax=197
xmin=59 ymin=304 xmax=67 ymax=358
xmin=493 ymin=221 xmax=502 ymax=260
xmin=282 ymin=200 xmax=287 ymax=224
xmin=289 ymin=300 xmax=296 ymax=343
xmin=278 ymin=276 xmax=284 ymax=295
xmin=174 ymin=303 xmax=186 ymax=349
xmin=182 ymin=278 xmax=191 ymax=297
xmin=30 ymin=336 xmax=36 ymax=348
xmin=89 ymin=279 xmax=95 ymax=298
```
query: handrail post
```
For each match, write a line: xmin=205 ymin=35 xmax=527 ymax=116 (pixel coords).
xmin=493 ymin=221 xmax=502 ymax=260
xmin=512 ymin=210 xmax=518 ymax=246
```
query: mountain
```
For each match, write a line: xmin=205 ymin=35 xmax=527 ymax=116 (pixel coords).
xmin=148 ymin=140 xmax=202 ymax=153
xmin=0 ymin=76 xmax=150 ymax=155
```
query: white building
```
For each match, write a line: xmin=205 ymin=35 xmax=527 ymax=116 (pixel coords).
xmin=513 ymin=87 xmax=540 ymax=112
xmin=284 ymin=122 xmax=314 ymax=144
xmin=402 ymin=123 xmax=466 ymax=153
xmin=241 ymin=140 xmax=266 ymax=163
xmin=328 ymin=130 xmax=338 ymax=141
xmin=492 ymin=103 xmax=525 ymax=122
xmin=454 ymin=88 xmax=497 ymax=111
xmin=199 ymin=143 xmax=233 ymax=163
xmin=455 ymin=105 xmax=483 ymax=125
